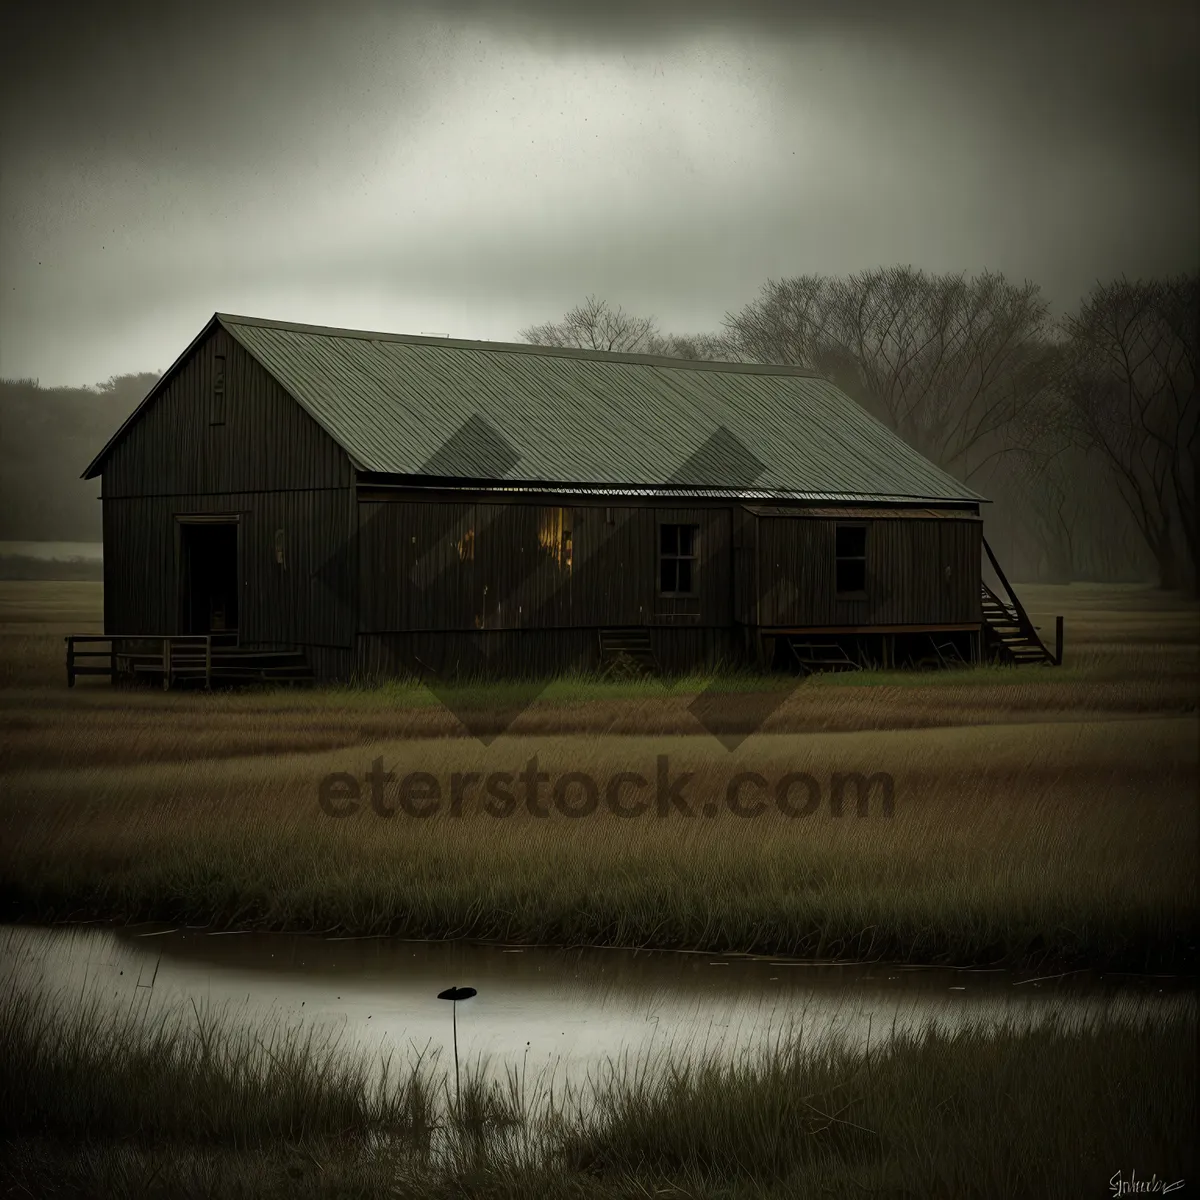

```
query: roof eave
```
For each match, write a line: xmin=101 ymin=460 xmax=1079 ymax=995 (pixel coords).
xmin=353 ymin=471 xmax=986 ymax=504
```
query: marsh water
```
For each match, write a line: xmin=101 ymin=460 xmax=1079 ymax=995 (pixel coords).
xmin=4 ymin=924 xmax=1192 ymax=1088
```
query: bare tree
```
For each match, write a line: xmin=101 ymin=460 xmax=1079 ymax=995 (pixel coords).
xmin=521 ymin=296 xmax=661 ymax=353
xmin=1059 ymin=274 xmax=1199 ymax=592
xmin=0 ymin=371 xmax=160 ymax=541
xmin=521 ymin=296 xmax=731 ymax=360
xmin=644 ymin=331 xmax=734 ymax=361
xmin=1008 ymin=445 xmax=1083 ymax=582
xmin=723 ymin=267 xmax=1057 ymax=484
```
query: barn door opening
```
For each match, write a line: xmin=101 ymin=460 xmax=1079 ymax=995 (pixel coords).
xmin=179 ymin=520 xmax=239 ymax=641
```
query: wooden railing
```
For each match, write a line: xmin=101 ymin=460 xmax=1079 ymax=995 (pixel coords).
xmin=980 ymin=539 xmax=1063 ymax=665
xmin=66 ymin=635 xmax=213 ymax=690
xmin=64 ymin=636 xmax=116 ymax=687
xmin=982 ymin=538 xmax=1036 ymax=628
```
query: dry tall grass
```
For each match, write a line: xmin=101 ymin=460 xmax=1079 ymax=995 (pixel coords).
xmin=1 ymin=984 xmax=1193 ymax=1199
xmin=1 ymin=581 xmax=1196 ymax=1196
xmin=1 ymin=580 xmax=1196 ymax=967
xmin=3 ymin=720 xmax=1195 ymax=968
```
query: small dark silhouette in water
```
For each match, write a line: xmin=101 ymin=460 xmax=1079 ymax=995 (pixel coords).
xmin=437 ymin=986 xmax=477 ymax=1113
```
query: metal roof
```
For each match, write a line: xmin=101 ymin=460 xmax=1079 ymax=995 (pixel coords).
xmin=86 ymin=313 xmax=985 ymax=504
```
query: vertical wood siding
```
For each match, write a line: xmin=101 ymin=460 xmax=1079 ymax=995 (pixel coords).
xmin=357 ymin=497 xmax=733 ymax=631
xmin=103 ymin=327 xmax=351 ymax=496
xmin=757 ymin=516 xmax=982 ymax=626
xmin=99 ymin=325 xmax=357 ymax=649
xmin=102 ymin=489 xmax=356 ymax=647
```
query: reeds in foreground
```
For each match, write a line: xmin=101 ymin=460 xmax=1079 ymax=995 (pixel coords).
xmin=0 ymin=984 xmax=1193 ymax=1199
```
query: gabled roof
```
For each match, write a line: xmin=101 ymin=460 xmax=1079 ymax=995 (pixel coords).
xmin=84 ymin=313 xmax=985 ymax=504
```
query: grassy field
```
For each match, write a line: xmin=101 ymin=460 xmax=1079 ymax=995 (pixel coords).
xmin=1 ymin=985 xmax=1193 ymax=1199
xmin=1 ymin=579 xmax=1196 ymax=1196
xmin=2 ymin=721 xmax=1196 ymax=969
xmin=1 ymin=580 xmax=1197 ymax=970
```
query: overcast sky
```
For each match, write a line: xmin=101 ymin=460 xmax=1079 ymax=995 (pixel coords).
xmin=1 ymin=0 xmax=1196 ymax=386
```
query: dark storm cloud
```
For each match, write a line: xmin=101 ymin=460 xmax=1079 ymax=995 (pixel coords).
xmin=375 ymin=0 xmax=1196 ymax=160
xmin=0 ymin=1 xmax=413 ymax=168
xmin=1 ymin=0 xmax=1196 ymax=384
xmin=4 ymin=0 xmax=1194 ymax=153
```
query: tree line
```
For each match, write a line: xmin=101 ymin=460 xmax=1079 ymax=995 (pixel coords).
xmin=0 ymin=373 xmax=159 ymax=542
xmin=522 ymin=271 xmax=1199 ymax=594
xmin=2 ymin=269 xmax=1194 ymax=593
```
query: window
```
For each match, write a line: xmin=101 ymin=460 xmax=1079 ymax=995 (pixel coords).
xmin=211 ymin=355 xmax=227 ymax=426
xmin=660 ymin=523 xmax=698 ymax=594
xmin=835 ymin=524 xmax=867 ymax=595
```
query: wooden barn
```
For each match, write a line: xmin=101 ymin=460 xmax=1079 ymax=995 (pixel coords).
xmin=69 ymin=313 xmax=1058 ymax=687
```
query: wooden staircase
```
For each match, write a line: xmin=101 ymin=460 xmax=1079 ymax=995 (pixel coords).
xmin=980 ymin=539 xmax=1061 ymax=666
xmin=597 ymin=628 xmax=658 ymax=677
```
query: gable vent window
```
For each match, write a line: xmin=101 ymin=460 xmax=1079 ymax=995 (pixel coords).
xmin=210 ymin=355 xmax=227 ymax=426
xmin=835 ymin=524 xmax=867 ymax=596
xmin=659 ymin=523 xmax=698 ymax=595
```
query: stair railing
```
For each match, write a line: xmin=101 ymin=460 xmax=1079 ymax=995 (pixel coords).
xmin=981 ymin=538 xmax=1057 ymax=663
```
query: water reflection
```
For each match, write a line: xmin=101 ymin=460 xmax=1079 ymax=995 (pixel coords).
xmin=3 ymin=924 xmax=1191 ymax=1089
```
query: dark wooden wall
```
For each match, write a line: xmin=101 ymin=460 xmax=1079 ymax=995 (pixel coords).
xmin=756 ymin=514 xmax=982 ymax=627
xmin=356 ymin=494 xmax=981 ymax=636
xmin=100 ymin=326 xmax=356 ymax=650
xmin=102 ymin=489 xmax=356 ymax=648
xmin=102 ymin=327 xmax=350 ymax=497
xmin=356 ymin=497 xmax=733 ymax=632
